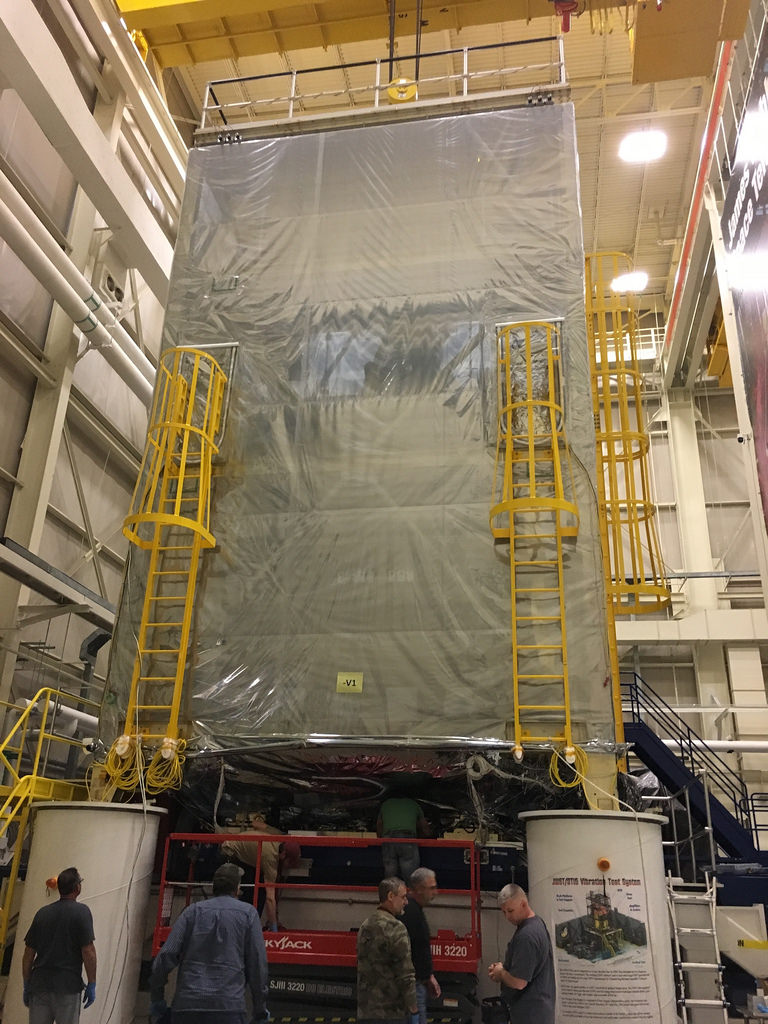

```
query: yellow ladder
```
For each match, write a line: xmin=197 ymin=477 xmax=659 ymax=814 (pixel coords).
xmin=109 ymin=347 xmax=227 ymax=792
xmin=585 ymin=253 xmax=669 ymax=616
xmin=490 ymin=321 xmax=579 ymax=758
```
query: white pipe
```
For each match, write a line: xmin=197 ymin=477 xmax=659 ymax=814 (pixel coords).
xmin=0 ymin=196 xmax=153 ymax=405
xmin=0 ymin=167 xmax=155 ymax=385
xmin=660 ymin=738 xmax=768 ymax=754
xmin=21 ymin=698 xmax=99 ymax=732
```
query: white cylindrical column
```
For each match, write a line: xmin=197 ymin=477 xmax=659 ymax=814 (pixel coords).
xmin=520 ymin=810 xmax=676 ymax=1024
xmin=7 ymin=802 xmax=165 ymax=1023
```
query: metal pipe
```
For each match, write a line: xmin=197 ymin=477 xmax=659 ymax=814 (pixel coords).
xmin=0 ymin=197 xmax=153 ymax=405
xmin=660 ymin=738 xmax=768 ymax=753
xmin=0 ymin=166 xmax=155 ymax=386
xmin=663 ymin=41 xmax=733 ymax=358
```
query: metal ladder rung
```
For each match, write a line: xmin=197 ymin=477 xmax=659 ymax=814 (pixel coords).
xmin=679 ymin=999 xmax=728 ymax=1007
xmin=518 ymin=703 xmax=566 ymax=710
xmin=677 ymin=927 xmax=715 ymax=935
xmin=514 ymin=559 xmax=558 ymax=566
xmin=138 ymin=676 xmax=176 ymax=682
xmin=515 ymin=615 xmax=562 ymax=622
xmin=676 ymin=962 xmax=723 ymax=971
xmin=518 ymin=644 xmax=563 ymax=650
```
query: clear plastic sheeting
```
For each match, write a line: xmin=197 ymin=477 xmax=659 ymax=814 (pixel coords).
xmin=107 ymin=104 xmax=615 ymax=749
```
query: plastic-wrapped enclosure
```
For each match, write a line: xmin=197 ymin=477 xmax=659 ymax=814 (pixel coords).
xmin=107 ymin=104 xmax=615 ymax=749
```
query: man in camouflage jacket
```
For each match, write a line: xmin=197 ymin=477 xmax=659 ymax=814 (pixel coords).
xmin=357 ymin=877 xmax=418 ymax=1024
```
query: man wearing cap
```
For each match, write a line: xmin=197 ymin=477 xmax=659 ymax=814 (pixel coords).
xmin=219 ymin=813 xmax=301 ymax=931
xmin=22 ymin=866 xmax=97 ymax=1023
xmin=149 ymin=863 xmax=269 ymax=1024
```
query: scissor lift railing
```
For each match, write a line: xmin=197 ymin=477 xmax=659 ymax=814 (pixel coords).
xmin=107 ymin=347 xmax=227 ymax=793
xmin=0 ymin=688 xmax=93 ymax=958
xmin=585 ymin=253 xmax=670 ymax=616
xmin=154 ymin=834 xmax=481 ymax=974
xmin=490 ymin=321 xmax=579 ymax=758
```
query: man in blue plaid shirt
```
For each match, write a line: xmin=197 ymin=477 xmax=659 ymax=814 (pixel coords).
xmin=149 ymin=863 xmax=269 ymax=1024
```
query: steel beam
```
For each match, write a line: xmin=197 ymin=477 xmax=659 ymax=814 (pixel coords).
xmin=0 ymin=0 xmax=173 ymax=303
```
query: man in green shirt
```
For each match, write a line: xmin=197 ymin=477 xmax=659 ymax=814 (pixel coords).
xmin=377 ymin=796 xmax=429 ymax=881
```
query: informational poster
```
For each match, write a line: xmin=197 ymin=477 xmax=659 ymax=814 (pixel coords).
xmin=720 ymin=32 xmax=768 ymax=531
xmin=549 ymin=872 xmax=659 ymax=1024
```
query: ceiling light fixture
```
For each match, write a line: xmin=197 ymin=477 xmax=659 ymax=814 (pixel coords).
xmin=610 ymin=271 xmax=649 ymax=292
xmin=618 ymin=129 xmax=668 ymax=163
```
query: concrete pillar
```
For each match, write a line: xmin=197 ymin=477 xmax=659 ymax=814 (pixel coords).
xmin=665 ymin=391 xmax=719 ymax=611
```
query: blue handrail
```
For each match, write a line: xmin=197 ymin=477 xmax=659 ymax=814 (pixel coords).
xmin=621 ymin=672 xmax=752 ymax=836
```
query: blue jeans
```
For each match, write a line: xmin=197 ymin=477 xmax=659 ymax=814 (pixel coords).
xmin=414 ymin=982 xmax=428 ymax=1024
xmin=382 ymin=834 xmax=420 ymax=883
xmin=29 ymin=992 xmax=81 ymax=1024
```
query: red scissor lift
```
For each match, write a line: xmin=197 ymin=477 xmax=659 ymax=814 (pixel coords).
xmin=155 ymin=834 xmax=482 ymax=1022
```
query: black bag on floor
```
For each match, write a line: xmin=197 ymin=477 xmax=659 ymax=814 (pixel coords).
xmin=481 ymin=997 xmax=510 ymax=1024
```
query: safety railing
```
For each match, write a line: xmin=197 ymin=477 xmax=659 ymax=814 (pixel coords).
xmin=744 ymin=792 xmax=768 ymax=838
xmin=0 ymin=688 xmax=95 ymax=956
xmin=155 ymin=833 xmax=481 ymax=973
xmin=199 ymin=37 xmax=566 ymax=133
xmin=622 ymin=673 xmax=753 ymax=837
xmin=641 ymin=772 xmax=718 ymax=884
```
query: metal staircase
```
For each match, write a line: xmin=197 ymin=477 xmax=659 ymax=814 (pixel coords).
xmin=622 ymin=673 xmax=765 ymax=862
xmin=668 ymin=873 xmax=729 ymax=1024
xmin=489 ymin=321 xmax=579 ymax=756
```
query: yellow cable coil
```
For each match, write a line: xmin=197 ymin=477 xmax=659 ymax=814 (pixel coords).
xmin=549 ymin=744 xmax=589 ymax=788
xmin=101 ymin=735 xmax=186 ymax=794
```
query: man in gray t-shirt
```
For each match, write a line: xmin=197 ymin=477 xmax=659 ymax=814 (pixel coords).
xmin=488 ymin=883 xmax=555 ymax=1024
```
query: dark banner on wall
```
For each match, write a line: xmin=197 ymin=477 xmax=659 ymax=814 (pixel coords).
xmin=720 ymin=31 xmax=768 ymax=530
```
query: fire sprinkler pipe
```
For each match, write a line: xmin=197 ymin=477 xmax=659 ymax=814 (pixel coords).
xmin=663 ymin=41 xmax=733 ymax=359
xmin=0 ymin=197 xmax=153 ymax=405
xmin=0 ymin=167 xmax=155 ymax=386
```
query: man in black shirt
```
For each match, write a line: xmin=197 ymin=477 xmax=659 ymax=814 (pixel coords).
xmin=22 ymin=866 xmax=97 ymax=1023
xmin=488 ymin=883 xmax=555 ymax=1024
xmin=401 ymin=868 xmax=441 ymax=1024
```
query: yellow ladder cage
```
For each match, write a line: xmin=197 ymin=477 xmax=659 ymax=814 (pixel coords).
xmin=585 ymin=253 xmax=670 ymax=616
xmin=108 ymin=346 xmax=227 ymax=794
xmin=490 ymin=321 xmax=579 ymax=759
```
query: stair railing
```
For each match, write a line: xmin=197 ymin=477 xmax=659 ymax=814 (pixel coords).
xmin=0 ymin=687 xmax=94 ymax=959
xmin=621 ymin=673 xmax=753 ymax=838
xmin=642 ymin=769 xmax=718 ymax=883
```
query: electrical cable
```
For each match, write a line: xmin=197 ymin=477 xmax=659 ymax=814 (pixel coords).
xmin=548 ymin=745 xmax=589 ymax=790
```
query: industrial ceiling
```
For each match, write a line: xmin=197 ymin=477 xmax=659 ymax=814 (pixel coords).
xmin=115 ymin=0 xmax=752 ymax=340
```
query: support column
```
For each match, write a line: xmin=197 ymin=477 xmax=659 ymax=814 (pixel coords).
xmin=694 ymin=643 xmax=731 ymax=743
xmin=0 ymin=85 xmax=125 ymax=709
xmin=704 ymin=182 xmax=768 ymax=599
xmin=665 ymin=391 xmax=719 ymax=610
xmin=726 ymin=646 xmax=768 ymax=848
